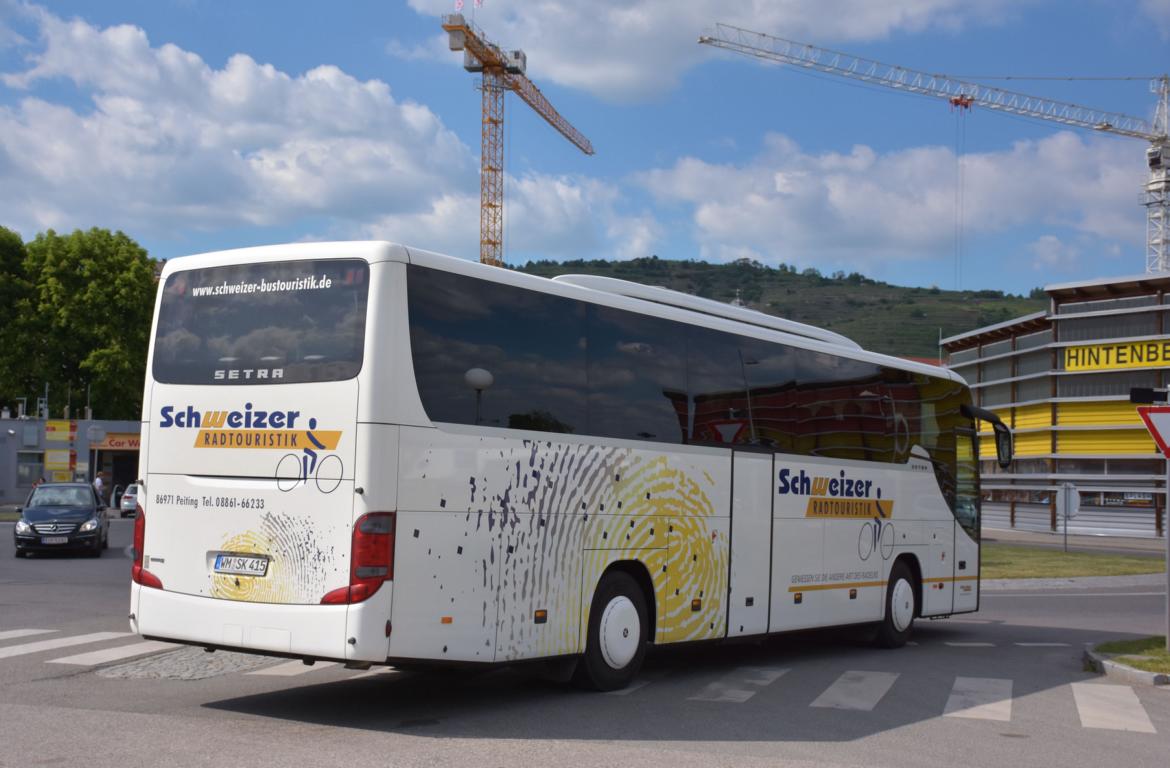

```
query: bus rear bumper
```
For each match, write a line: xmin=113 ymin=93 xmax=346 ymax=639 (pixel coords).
xmin=131 ymin=583 xmax=393 ymax=663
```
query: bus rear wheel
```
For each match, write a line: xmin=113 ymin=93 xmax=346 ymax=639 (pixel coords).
xmin=876 ymin=561 xmax=917 ymax=648
xmin=575 ymin=571 xmax=648 ymax=691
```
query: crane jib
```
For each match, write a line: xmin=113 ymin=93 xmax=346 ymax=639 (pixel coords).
xmin=698 ymin=25 xmax=1169 ymax=273
xmin=699 ymin=24 xmax=1162 ymax=141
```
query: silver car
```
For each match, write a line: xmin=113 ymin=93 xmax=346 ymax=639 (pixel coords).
xmin=119 ymin=483 xmax=139 ymax=518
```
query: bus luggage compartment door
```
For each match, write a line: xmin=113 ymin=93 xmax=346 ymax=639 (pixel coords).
xmin=727 ymin=451 xmax=773 ymax=637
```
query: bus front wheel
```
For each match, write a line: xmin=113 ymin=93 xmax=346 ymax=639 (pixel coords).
xmin=876 ymin=560 xmax=917 ymax=648
xmin=575 ymin=571 xmax=648 ymax=691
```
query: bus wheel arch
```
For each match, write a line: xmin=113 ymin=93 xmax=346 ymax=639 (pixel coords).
xmin=876 ymin=555 xmax=921 ymax=649
xmin=601 ymin=560 xmax=657 ymax=643
xmin=894 ymin=553 xmax=923 ymax=618
xmin=575 ymin=561 xmax=654 ymax=691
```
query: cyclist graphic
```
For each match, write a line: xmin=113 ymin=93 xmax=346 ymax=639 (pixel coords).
xmin=303 ymin=417 xmax=325 ymax=483
xmin=275 ymin=417 xmax=343 ymax=493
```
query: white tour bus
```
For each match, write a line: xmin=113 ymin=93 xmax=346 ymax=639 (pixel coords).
xmin=130 ymin=241 xmax=1011 ymax=690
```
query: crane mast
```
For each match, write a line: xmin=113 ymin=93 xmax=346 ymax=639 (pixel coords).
xmin=698 ymin=24 xmax=1170 ymax=273
xmin=443 ymin=14 xmax=594 ymax=267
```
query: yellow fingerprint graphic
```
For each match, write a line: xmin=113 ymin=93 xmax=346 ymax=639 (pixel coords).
xmin=579 ymin=453 xmax=729 ymax=645
xmin=211 ymin=528 xmax=297 ymax=604
xmin=210 ymin=513 xmax=342 ymax=604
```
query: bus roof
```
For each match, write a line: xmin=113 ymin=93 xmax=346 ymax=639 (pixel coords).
xmin=162 ymin=240 xmax=966 ymax=386
xmin=551 ymin=273 xmax=862 ymax=350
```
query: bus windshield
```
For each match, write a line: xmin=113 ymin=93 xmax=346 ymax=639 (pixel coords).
xmin=152 ymin=259 xmax=369 ymax=386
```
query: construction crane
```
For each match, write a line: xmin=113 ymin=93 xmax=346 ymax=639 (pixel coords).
xmin=698 ymin=24 xmax=1170 ymax=273
xmin=442 ymin=14 xmax=594 ymax=267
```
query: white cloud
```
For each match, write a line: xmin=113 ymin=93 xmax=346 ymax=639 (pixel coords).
xmin=0 ymin=6 xmax=658 ymax=263
xmin=384 ymin=34 xmax=450 ymax=62
xmin=362 ymin=191 xmax=481 ymax=258
xmin=0 ymin=8 xmax=475 ymax=237
xmin=1029 ymin=234 xmax=1079 ymax=271
xmin=364 ymin=172 xmax=657 ymax=261
xmin=637 ymin=130 xmax=1144 ymax=272
xmin=1141 ymin=0 xmax=1170 ymax=37
xmin=403 ymin=0 xmax=1028 ymax=101
xmin=0 ymin=0 xmax=31 ymax=49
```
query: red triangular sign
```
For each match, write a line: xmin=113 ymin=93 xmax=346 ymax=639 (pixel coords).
xmin=1136 ymin=405 xmax=1170 ymax=455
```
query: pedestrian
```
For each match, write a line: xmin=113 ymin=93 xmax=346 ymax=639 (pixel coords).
xmin=93 ymin=471 xmax=104 ymax=500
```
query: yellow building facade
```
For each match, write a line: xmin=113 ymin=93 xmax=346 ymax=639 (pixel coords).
xmin=942 ymin=273 xmax=1167 ymax=538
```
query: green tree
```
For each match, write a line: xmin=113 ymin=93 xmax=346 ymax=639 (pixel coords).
xmin=22 ymin=228 xmax=156 ymax=420
xmin=0 ymin=227 xmax=32 ymax=408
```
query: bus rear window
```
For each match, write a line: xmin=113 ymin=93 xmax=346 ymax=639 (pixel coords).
xmin=152 ymin=259 xmax=368 ymax=386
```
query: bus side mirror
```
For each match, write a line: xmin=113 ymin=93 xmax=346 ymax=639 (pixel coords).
xmin=993 ymin=422 xmax=1012 ymax=469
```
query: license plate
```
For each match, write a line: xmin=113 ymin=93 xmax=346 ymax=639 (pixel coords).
xmin=214 ymin=554 xmax=269 ymax=577
xmin=41 ymin=536 xmax=69 ymax=545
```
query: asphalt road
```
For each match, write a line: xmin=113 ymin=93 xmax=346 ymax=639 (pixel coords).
xmin=1 ymin=520 xmax=1167 ymax=768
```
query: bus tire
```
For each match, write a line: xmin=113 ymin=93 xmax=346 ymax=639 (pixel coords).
xmin=876 ymin=561 xmax=916 ymax=648
xmin=575 ymin=570 xmax=648 ymax=691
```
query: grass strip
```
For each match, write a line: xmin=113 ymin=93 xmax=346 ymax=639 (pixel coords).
xmin=1096 ymin=636 xmax=1170 ymax=674
xmin=981 ymin=543 xmax=1165 ymax=580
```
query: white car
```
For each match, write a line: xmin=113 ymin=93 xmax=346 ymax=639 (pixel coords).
xmin=119 ymin=484 xmax=139 ymax=518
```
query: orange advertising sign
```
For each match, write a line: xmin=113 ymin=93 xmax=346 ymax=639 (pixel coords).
xmin=96 ymin=433 xmax=141 ymax=450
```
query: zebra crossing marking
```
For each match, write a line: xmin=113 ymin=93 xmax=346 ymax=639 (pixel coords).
xmin=811 ymin=670 xmax=899 ymax=711
xmin=0 ymin=629 xmax=57 ymax=642
xmin=688 ymin=666 xmax=789 ymax=703
xmin=607 ymin=671 xmax=667 ymax=696
xmin=249 ymin=660 xmax=340 ymax=677
xmin=48 ymin=640 xmax=176 ymax=667
xmin=0 ymin=632 xmax=132 ymax=660
xmin=607 ymin=677 xmax=653 ymax=696
xmin=1072 ymin=683 xmax=1157 ymax=733
xmin=348 ymin=666 xmax=400 ymax=680
xmin=944 ymin=677 xmax=1013 ymax=721
xmin=1 ymin=627 xmax=1163 ymax=738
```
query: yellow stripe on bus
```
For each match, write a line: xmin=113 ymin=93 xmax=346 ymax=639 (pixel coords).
xmin=784 ymin=573 xmax=981 ymax=594
xmin=788 ymin=580 xmax=885 ymax=593
xmin=192 ymin=429 xmax=342 ymax=450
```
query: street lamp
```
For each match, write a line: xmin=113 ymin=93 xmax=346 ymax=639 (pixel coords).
xmin=737 ymin=351 xmax=758 ymax=443
xmin=464 ymin=368 xmax=494 ymax=426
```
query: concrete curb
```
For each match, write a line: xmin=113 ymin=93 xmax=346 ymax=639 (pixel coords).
xmin=1083 ymin=647 xmax=1169 ymax=686
xmin=982 ymin=573 xmax=1166 ymax=591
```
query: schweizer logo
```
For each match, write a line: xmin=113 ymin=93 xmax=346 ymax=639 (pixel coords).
xmin=159 ymin=403 xmax=340 ymax=451
xmin=777 ymin=467 xmax=894 ymax=519
xmin=159 ymin=403 xmax=344 ymax=493
xmin=778 ymin=466 xmax=896 ymax=561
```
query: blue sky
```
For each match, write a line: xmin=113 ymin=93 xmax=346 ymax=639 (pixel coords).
xmin=1 ymin=0 xmax=1168 ymax=294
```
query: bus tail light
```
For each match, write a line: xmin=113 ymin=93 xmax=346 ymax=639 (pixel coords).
xmin=321 ymin=512 xmax=395 ymax=605
xmin=131 ymin=505 xmax=163 ymax=590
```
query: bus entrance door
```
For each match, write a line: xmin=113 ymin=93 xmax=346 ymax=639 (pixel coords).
xmin=727 ymin=451 xmax=773 ymax=637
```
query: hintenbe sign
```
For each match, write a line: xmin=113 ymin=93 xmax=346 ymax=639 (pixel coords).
xmin=1064 ymin=340 xmax=1170 ymax=372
